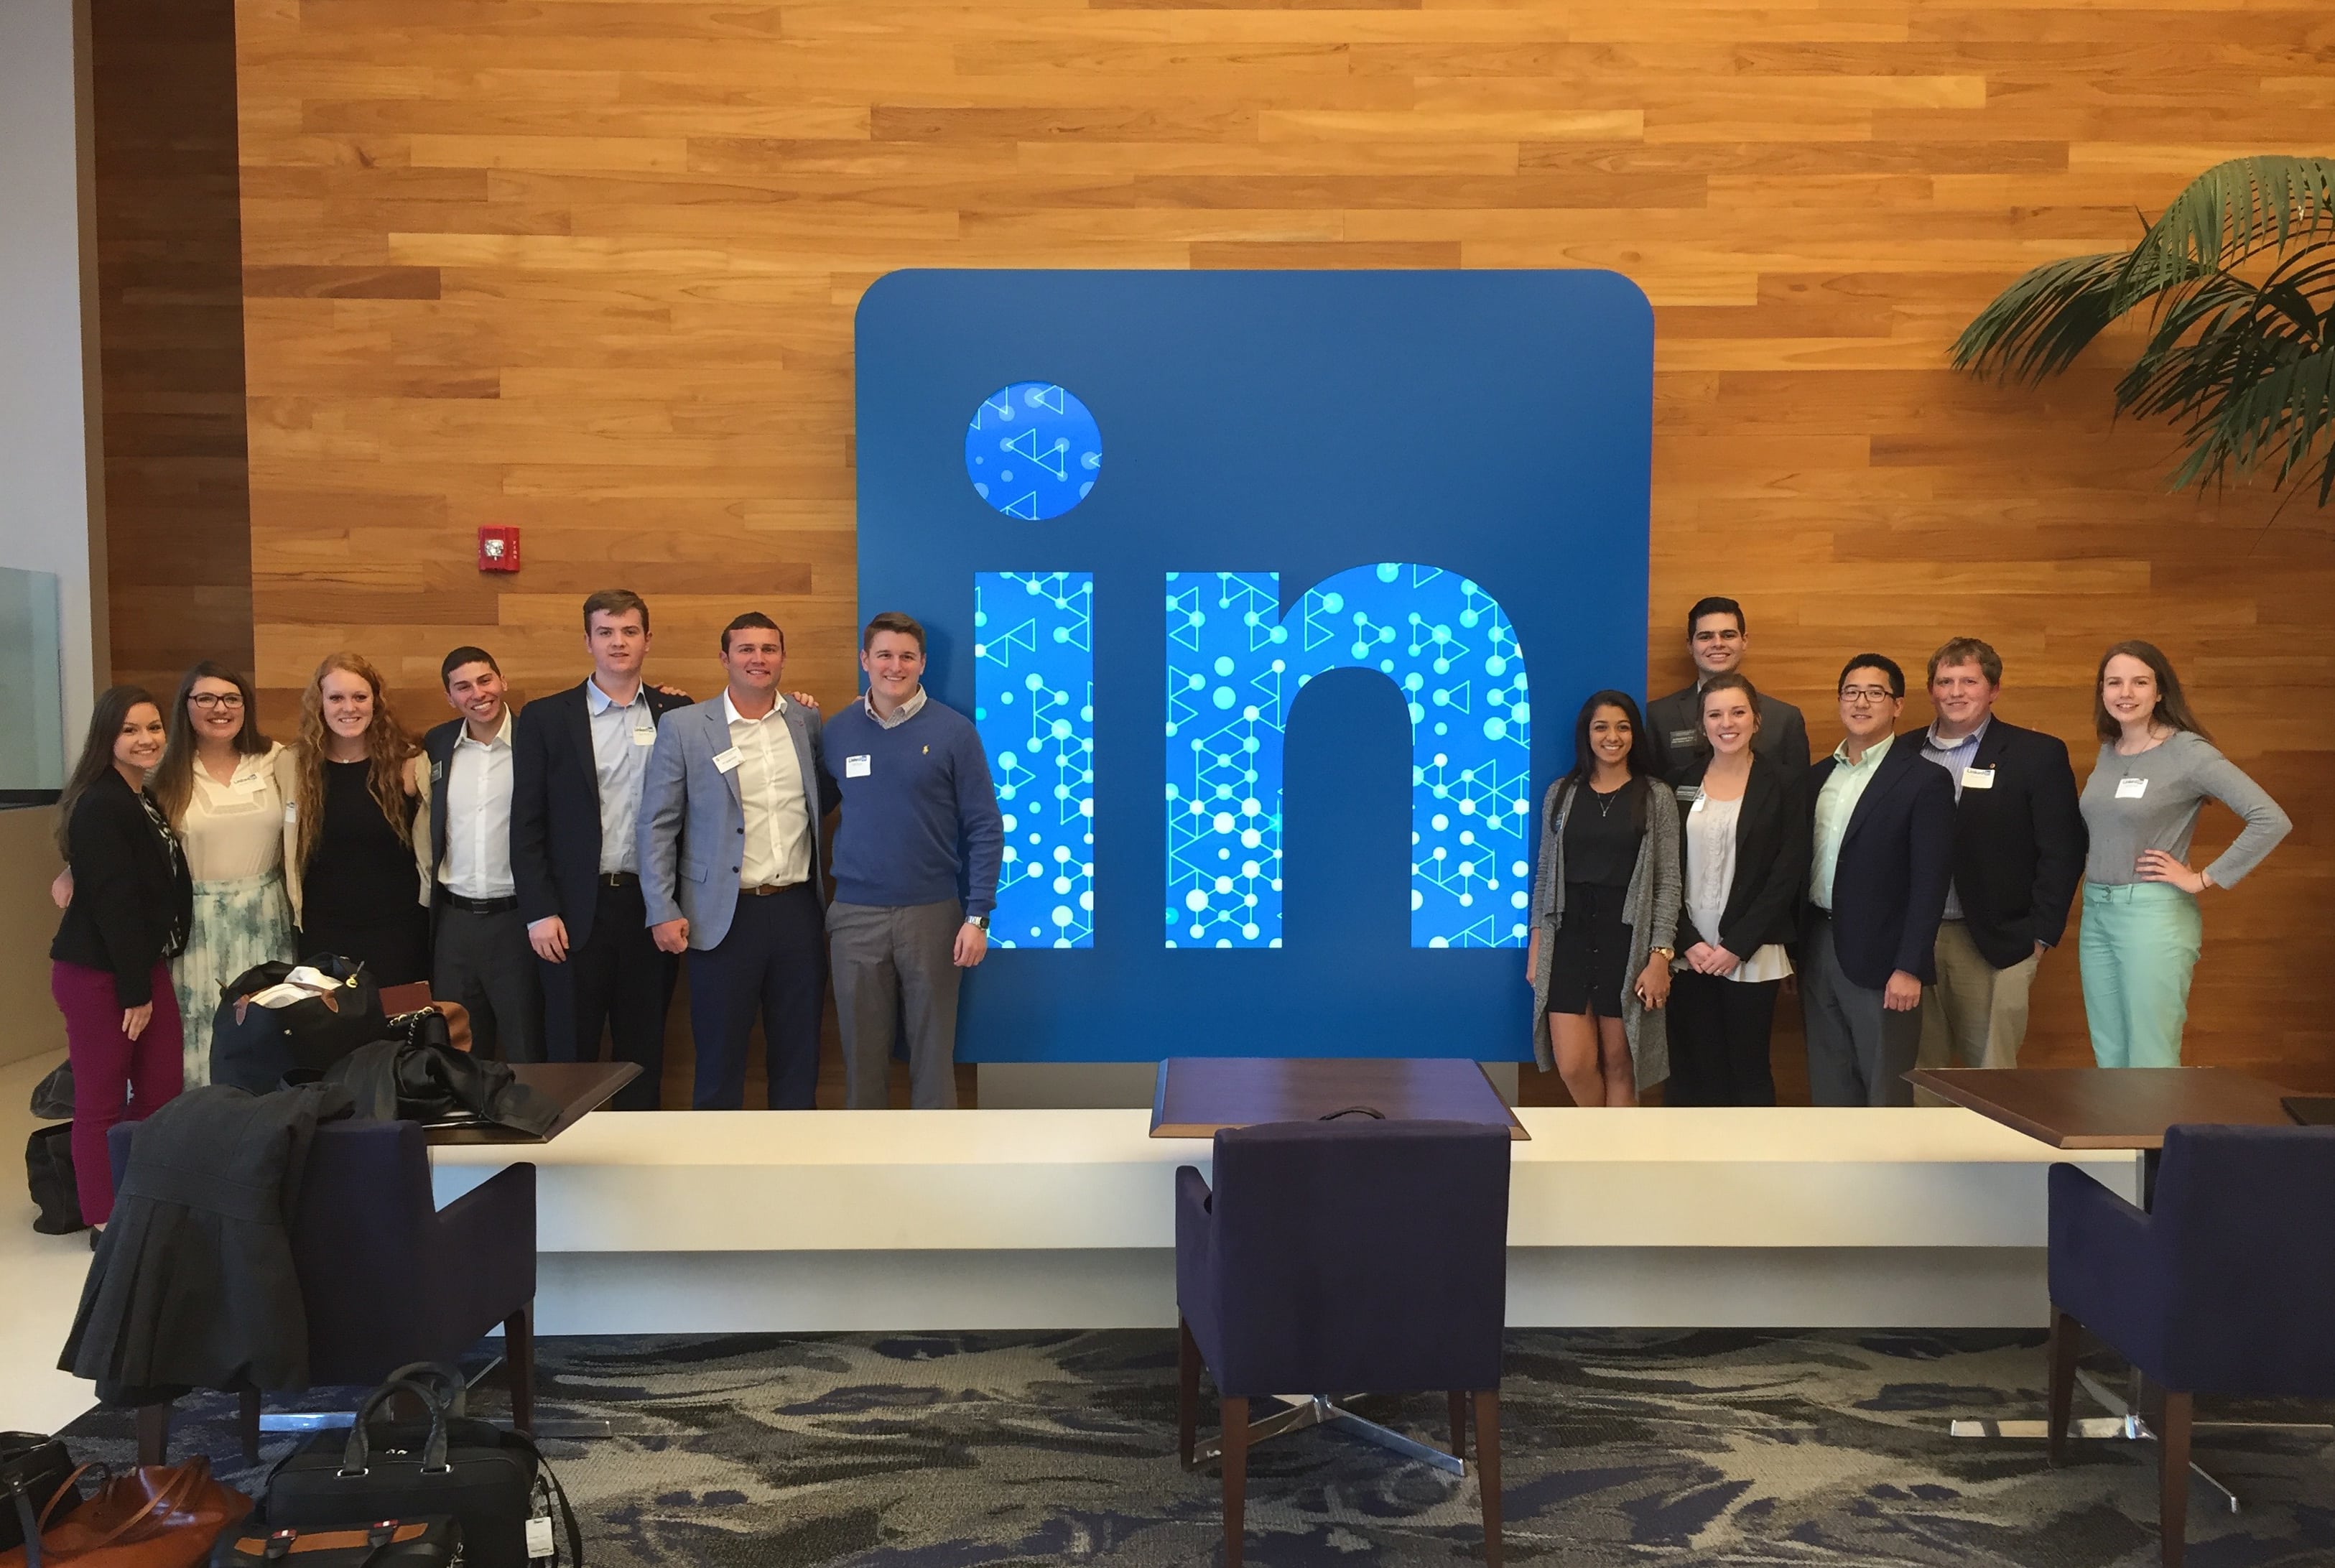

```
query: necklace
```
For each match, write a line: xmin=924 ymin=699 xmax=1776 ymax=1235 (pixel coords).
xmin=1592 ymin=781 xmax=1623 ymax=817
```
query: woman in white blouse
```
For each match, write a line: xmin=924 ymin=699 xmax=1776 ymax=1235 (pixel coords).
xmin=1666 ymin=673 xmax=1811 ymax=1105
xmin=147 ymin=662 xmax=299 ymax=1084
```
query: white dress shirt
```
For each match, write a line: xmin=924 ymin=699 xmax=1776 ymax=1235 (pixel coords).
xmin=725 ymin=690 xmax=811 ymax=888
xmin=440 ymin=710 xmax=516 ymax=899
xmin=586 ymin=677 xmax=658 ymax=876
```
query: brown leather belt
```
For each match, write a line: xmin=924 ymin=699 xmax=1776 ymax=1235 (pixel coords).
xmin=742 ymin=881 xmax=804 ymax=897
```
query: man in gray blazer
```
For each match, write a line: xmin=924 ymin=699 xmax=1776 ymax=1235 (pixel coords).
xmin=638 ymin=612 xmax=839 ymax=1108
xmin=1645 ymin=595 xmax=1811 ymax=785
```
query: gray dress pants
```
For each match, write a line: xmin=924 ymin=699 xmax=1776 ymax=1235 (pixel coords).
xmin=827 ymin=898 xmax=965 ymax=1109
xmin=1801 ymin=912 xmax=1920 ymax=1108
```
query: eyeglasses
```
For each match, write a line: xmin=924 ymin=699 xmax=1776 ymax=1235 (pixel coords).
xmin=188 ymin=692 xmax=246 ymax=710
xmin=1838 ymin=686 xmax=1895 ymax=704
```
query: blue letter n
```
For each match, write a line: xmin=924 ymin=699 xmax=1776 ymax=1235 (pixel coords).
xmin=1166 ymin=564 xmax=1531 ymax=950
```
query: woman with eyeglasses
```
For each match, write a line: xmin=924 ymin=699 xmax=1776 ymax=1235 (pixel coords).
xmin=1526 ymin=690 xmax=1681 ymax=1106
xmin=1666 ymin=673 xmax=1809 ymax=1105
xmin=149 ymin=662 xmax=300 ymax=1085
xmin=288 ymin=653 xmax=430 ymax=985
xmin=2079 ymin=641 xmax=2289 ymax=1067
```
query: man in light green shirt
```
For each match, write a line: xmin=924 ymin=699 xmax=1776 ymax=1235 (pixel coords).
xmin=1801 ymin=654 xmax=1956 ymax=1107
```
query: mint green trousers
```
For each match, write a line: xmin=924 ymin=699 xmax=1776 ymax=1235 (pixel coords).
xmin=2079 ymin=881 xmax=2203 ymax=1069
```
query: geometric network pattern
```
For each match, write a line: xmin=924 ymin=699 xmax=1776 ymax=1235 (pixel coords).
xmin=973 ymin=571 xmax=1096 ymax=948
xmin=1165 ymin=563 xmax=1531 ymax=950
xmin=963 ymin=383 xmax=1103 ymax=521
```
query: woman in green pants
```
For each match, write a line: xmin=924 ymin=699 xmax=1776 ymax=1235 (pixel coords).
xmin=2079 ymin=641 xmax=2289 ymax=1067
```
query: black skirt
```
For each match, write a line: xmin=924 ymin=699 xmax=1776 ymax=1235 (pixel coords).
xmin=1546 ymin=881 xmax=1631 ymax=1017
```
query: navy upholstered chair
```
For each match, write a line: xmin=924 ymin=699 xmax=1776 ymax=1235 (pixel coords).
xmin=2046 ymin=1124 xmax=2335 ymax=1567
xmin=111 ymin=1118 xmax=537 ymax=1462
xmin=1175 ymin=1118 xmax=1512 ymax=1568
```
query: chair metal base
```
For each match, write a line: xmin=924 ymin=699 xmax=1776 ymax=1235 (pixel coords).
xmin=1188 ymin=1394 xmax=1468 ymax=1477
xmin=1947 ymin=1370 xmax=2241 ymax=1513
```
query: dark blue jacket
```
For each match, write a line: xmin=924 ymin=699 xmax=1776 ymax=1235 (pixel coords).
xmin=1806 ymin=734 xmax=1956 ymax=989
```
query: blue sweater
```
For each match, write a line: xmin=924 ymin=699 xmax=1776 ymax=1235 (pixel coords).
xmin=822 ymin=697 xmax=1004 ymax=916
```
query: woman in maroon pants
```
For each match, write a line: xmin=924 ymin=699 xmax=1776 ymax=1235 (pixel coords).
xmin=50 ymin=685 xmax=193 ymax=1230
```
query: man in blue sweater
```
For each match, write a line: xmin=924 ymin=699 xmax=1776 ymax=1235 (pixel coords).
xmin=822 ymin=612 xmax=1005 ymax=1108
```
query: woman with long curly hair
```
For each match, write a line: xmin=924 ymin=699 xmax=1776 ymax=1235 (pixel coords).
xmin=287 ymin=652 xmax=430 ymax=984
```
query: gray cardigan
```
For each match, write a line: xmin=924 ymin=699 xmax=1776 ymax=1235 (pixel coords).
xmin=1527 ymin=776 xmax=1683 ymax=1088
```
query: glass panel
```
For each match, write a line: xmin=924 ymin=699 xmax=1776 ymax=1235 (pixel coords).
xmin=0 ymin=567 xmax=65 ymax=800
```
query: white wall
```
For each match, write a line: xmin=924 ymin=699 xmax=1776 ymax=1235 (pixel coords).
xmin=0 ymin=0 xmax=98 ymax=1064
xmin=0 ymin=0 xmax=101 ymax=730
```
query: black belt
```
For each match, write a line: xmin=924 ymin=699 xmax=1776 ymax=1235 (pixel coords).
xmin=438 ymin=889 xmax=519 ymax=915
xmin=599 ymin=871 xmax=639 ymax=888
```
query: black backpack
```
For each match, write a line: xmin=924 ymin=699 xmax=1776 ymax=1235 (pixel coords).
xmin=208 ymin=957 xmax=385 ymax=1094
xmin=23 ymin=1126 xmax=80 ymax=1236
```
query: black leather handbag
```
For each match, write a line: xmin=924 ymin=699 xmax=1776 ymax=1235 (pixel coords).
xmin=262 ymin=1368 xmax=579 ymax=1568
xmin=0 ymin=1434 xmax=82 ymax=1554
xmin=210 ymin=959 xmax=385 ymax=1095
xmin=210 ymin=1516 xmax=460 ymax=1566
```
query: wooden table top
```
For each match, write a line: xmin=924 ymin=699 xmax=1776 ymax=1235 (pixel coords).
xmin=425 ymin=1061 xmax=641 ymax=1146
xmin=1906 ymin=1066 xmax=2298 ymax=1150
xmin=1149 ymin=1057 xmax=1528 ymax=1140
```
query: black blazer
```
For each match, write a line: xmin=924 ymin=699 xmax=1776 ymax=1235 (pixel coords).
xmin=1939 ymin=718 xmax=2088 ymax=969
xmin=511 ymin=679 xmax=692 ymax=945
xmin=1806 ymin=734 xmax=1956 ymax=989
xmin=51 ymin=770 xmax=194 ymax=1008
xmin=1647 ymin=682 xmax=1811 ymax=787
xmin=419 ymin=712 xmax=524 ymax=937
xmin=1676 ymin=752 xmax=1809 ymax=957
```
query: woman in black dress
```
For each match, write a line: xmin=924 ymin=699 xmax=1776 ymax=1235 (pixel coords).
xmin=287 ymin=652 xmax=428 ymax=983
xmin=1525 ymin=690 xmax=1681 ymax=1106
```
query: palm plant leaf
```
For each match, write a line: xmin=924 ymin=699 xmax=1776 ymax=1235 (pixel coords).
xmin=2119 ymin=156 xmax=2335 ymax=297
xmin=2168 ymin=343 xmax=2335 ymax=503
xmin=1951 ymin=252 xmax=2132 ymax=384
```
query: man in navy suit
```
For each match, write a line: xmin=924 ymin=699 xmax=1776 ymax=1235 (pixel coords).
xmin=420 ymin=645 xmax=538 ymax=1062
xmin=1801 ymin=653 xmax=1956 ymax=1107
xmin=511 ymin=589 xmax=694 ymax=1108
xmin=637 ymin=611 xmax=840 ymax=1110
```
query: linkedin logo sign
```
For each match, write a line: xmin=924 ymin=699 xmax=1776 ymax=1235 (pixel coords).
xmin=856 ymin=270 xmax=1651 ymax=1063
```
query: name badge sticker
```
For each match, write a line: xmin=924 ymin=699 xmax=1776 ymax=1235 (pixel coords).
xmin=1689 ymin=795 xmax=1707 ymax=814
xmin=430 ymin=760 xmax=445 ymax=782
xmin=1961 ymin=766 xmax=1995 ymax=789
xmin=2115 ymin=775 xmax=2148 ymax=800
xmin=712 ymin=746 xmax=744 ymax=774
xmin=845 ymin=754 xmax=873 ymax=779
xmin=282 ymin=804 xmax=297 ymax=825
xmin=1675 ymin=784 xmax=1702 ymax=803
xmin=1669 ymin=729 xmax=1697 ymax=748
xmin=632 ymin=726 xmax=657 ymax=746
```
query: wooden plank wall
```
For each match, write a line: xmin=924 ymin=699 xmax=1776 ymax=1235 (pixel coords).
xmin=225 ymin=0 xmax=2335 ymax=1088
xmin=93 ymin=0 xmax=256 ymax=697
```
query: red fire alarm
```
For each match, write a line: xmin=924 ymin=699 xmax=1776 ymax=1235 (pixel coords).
xmin=477 ymin=526 xmax=521 ymax=573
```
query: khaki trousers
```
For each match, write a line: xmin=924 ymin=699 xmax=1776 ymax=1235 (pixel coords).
xmin=1917 ymin=920 xmax=2041 ymax=1072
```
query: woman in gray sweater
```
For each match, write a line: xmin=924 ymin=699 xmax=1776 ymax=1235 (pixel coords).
xmin=1526 ymin=690 xmax=1681 ymax=1105
xmin=2080 ymin=640 xmax=2290 ymax=1067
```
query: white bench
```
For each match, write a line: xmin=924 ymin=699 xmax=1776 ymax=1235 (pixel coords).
xmin=430 ymin=1108 xmax=2138 ymax=1335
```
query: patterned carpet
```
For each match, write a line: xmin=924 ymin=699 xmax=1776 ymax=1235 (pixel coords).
xmin=55 ymin=1329 xmax=2335 ymax=1566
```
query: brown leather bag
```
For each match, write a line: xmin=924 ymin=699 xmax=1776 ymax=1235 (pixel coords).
xmin=0 ymin=1459 xmax=250 ymax=1568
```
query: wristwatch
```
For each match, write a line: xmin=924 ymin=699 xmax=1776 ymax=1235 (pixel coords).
xmin=965 ymin=914 xmax=990 ymax=931
xmin=1650 ymin=945 xmax=1675 ymax=961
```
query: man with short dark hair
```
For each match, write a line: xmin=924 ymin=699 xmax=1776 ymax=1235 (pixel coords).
xmin=1915 ymin=636 xmax=2086 ymax=1070
xmin=821 ymin=611 xmax=1003 ymax=1110
xmin=1801 ymin=653 xmax=1955 ymax=1107
xmin=636 ymin=612 xmax=837 ymax=1110
xmin=511 ymin=590 xmax=692 ymax=1108
xmin=1645 ymin=597 xmax=1810 ymax=784
xmin=420 ymin=646 xmax=539 ymax=1061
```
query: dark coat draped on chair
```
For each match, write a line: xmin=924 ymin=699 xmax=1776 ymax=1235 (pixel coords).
xmin=60 ymin=1082 xmax=353 ymax=1405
